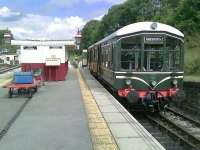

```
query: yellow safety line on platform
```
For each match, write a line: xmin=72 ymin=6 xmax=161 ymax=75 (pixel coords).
xmin=76 ymin=69 xmax=119 ymax=150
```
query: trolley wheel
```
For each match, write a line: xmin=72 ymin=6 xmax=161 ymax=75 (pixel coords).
xmin=34 ymin=86 xmax=38 ymax=92
xmin=27 ymin=89 xmax=33 ymax=98
xmin=8 ymin=88 xmax=13 ymax=98
xmin=18 ymin=89 xmax=22 ymax=95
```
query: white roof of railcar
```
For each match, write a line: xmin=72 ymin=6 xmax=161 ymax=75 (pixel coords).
xmin=90 ymin=22 xmax=184 ymax=48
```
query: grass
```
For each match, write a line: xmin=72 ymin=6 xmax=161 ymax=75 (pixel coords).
xmin=184 ymin=35 xmax=200 ymax=75
xmin=184 ymin=75 xmax=200 ymax=82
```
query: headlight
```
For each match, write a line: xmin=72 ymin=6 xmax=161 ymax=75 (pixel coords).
xmin=172 ymin=79 xmax=178 ymax=85
xmin=125 ymin=79 xmax=132 ymax=85
xmin=151 ymin=81 xmax=157 ymax=87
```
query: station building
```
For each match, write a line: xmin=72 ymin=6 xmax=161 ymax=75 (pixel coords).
xmin=0 ymin=53 xmax=18 ymax=65
xmin=11 ymin=40 xmax=75 ymax=81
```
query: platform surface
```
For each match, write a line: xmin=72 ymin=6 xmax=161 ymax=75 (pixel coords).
xmin=0 ymin=67 xmax=165 ymax=150
xmin=80 ymin=68 xmax=165 ymax=150
xmin=0 ymin=69 xmax=92 ymax=150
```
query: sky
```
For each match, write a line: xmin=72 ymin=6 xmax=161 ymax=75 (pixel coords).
xmin=0 ymin=0 xmax=126 ymax=40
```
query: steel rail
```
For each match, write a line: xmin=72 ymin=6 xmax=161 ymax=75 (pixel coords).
xmin=165 ymin=107 xmax=200 ymax=128
xmin=0 ymin=65 xmax=20 ymax=74
xmin=146 ymin=112 xmax=200 ymax=150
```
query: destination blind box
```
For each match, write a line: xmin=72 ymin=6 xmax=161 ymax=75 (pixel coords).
xmin=144 ymin=36 xmax=164 ymax=44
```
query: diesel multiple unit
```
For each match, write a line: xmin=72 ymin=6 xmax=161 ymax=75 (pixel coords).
xmin=88 ymin=22 xmax=185 ymax=111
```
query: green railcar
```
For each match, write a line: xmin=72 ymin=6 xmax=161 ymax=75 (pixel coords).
xmin=88 ymin=22 xmax=185 ymax=111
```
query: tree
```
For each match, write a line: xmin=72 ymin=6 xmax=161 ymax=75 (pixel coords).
xmin=80 ymin=20 xmax=100 ymax=49
xmin=174 ymin=0 xmax=200 ymax=35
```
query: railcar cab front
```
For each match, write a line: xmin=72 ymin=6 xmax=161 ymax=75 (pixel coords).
xmin=116 ymin=32 xmax=184 ymax=111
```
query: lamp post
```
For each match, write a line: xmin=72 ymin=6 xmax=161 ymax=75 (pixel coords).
xmin=75 ymin=29 xmax=82 ymax=50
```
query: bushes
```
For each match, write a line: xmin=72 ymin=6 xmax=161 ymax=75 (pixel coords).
xmin=184 ymin=35 xmax=200 ymax=75
xmin=185 ymin=58 xmax=200 ymax=75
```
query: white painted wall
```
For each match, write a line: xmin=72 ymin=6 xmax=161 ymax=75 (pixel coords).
xmin=18 ymin=46 xmax=65 ymax=63
xmin=12 ymin=40 xmax=73 ymax=64
xmin=0 ymin=54 xmax=18 ymax=65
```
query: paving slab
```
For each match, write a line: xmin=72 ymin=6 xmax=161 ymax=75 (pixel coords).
xmin=0 ymin=69 xmax=92 ymax=150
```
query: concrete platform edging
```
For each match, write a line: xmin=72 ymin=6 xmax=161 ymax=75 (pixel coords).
xmin=77 ymin=69 xmax=119 ymax=150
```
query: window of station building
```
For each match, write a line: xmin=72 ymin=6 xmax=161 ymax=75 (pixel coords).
xmin=166 ymin=37 xmax=183 ymax=71
xmin=49 ymin=46 xmax=63 ymax=49
xmin=23 ymin=46 xmax=37 ymax=50
xmin=6 ymin=57 xmax=10 ymax=61
xmin=143 ymin=44 xmax=164 ymax=71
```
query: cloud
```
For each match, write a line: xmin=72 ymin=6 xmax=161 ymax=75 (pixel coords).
xmin=85 ymin=0 xmax=127 ymax=4
xmin=48 ymin=0 xmax=127 ymax=8
xmin=0 ymin=6 xmax=23 ymax=21
xmin=94 ymin=15 xmax=103 ymax=20
xmin=0 ymin=6 xmax=86 ymax=40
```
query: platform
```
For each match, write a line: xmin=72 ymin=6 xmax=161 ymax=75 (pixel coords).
xmin=80 ymin=68 xmax=165 ymax=150
xmin=0 ymin=69 xmax=92 ymax=150
xmin=0 ymin=67 xmax=165 ymax=150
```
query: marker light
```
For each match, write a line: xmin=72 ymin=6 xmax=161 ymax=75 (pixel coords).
xmin=151 ymin=81 xmax=157 ymax=87
xmin=125 ymin=79 xmax=132 ymax=86
xmin=172 ymin=79 xmax=178 ymax=86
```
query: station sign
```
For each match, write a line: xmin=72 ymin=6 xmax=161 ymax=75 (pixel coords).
xmin=144 ymin=36 xmax=164 ymax=44
xmin=45 ymin=58 xmax=61 ymax=66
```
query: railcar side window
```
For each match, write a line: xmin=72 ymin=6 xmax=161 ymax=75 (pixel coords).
xmin=101 ymin=43 xmax=113 ymax=69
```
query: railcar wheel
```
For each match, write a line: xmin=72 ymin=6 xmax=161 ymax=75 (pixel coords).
xmin=127 ymin=91 xmax=139 ymax=105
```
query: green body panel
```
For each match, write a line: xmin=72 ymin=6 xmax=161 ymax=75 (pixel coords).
xmin=89 ymin=31 xmax=184 ymax=94
xmin=113 ymin=73 xmax=183 ymax=90
xmin=99 ymin=69 xmax=183 ymax=91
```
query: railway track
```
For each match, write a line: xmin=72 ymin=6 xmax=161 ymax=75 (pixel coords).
xmin=146 ymin=107 xmax=200 ymax=150
xmin=92 ymin=70 xmax=200 ymax=149
xmin=133 ymin=113 xmax=187 ymax=150
xmin=181 ymin=105 xmax=200 ymax=117
xmin=0 ymin=65 xmax=20 ymax=74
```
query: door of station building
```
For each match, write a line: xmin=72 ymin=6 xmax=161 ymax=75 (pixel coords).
xmin=45 ymin=66 xmax=58 ymax=81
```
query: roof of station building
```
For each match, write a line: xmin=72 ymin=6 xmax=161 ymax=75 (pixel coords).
xmin=11 ymin=40 xmax=75 ymax=46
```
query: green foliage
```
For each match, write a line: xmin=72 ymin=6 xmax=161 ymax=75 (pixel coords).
xmin=0 ymin=30 xmax=18 ymax=53
xmin=80 ymin=20 xmax=100 ymax=49
xmin=68 ymin=50 xmax=82 ymax=68
xmin=81 ymin=0 xmax=200 ymax=74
